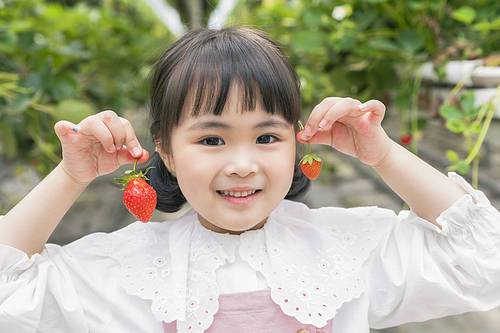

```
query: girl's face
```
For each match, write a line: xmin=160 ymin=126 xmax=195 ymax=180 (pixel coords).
xmin=158 ymin=87 xmax=296 ymax=234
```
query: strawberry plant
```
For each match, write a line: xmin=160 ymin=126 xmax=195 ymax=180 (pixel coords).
xmin=439 ymin=84 xmax=500 ymax=188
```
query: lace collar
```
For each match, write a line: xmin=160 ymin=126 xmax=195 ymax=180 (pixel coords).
xmin=92 ymin=199 xmax=387 ymax=332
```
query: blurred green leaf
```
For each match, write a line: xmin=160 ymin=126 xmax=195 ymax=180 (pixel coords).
xmin=452 ymin=6 xmax=476 ymax=24
xmin=446 ymin=150 xmax=458 ymax=164
xmin=51 ymin=99 xmax=95 ymax=124
xmin=459 ymin=91 xmax=475 ymax=112
xmin=445 ymin=119 xmax=467 ymax=133
xmin=49 ymin=73 xmax=78 ymax=102
xmin=303 ymin=10 xmax=322 ymax=28
xmin=396 ymin=30 xmax=425 ymax=54
xmin=8 ymin=93 xmax=33 ymax=114
xmin=293 ymin=30 xmax=325 ymax=51
xmin=456 ymin=160 xmax=470 ymax=174
xmin=0 ymin=28 xmax=17 ymax=53
xmin=0 ymin=122 xmax=17 ymax=158
xmin=368 ymin=38 xmax=400 ymax=52
xmin=439 ymin=104 xmax=463 ymax=120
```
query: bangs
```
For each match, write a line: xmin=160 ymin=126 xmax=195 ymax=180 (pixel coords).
xmin=163 ymin=28 xmax=300 ymax=124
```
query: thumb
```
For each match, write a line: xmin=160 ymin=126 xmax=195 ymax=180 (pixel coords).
xmin=54 ymin=120 xmax=79 ymax=139
xmin=359 ymin=99 xmax=386 ymax=124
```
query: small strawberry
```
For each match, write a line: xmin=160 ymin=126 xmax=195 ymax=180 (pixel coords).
xmin=114 ymin=158 xmax=157 ymax=223
xmin=298 ymin=120 xmax=323 ymax=180
xmin=400 ymin=134 xmax=412 ymax=146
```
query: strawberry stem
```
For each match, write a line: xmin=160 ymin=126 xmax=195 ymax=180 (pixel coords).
xmin=114 ymin=158 xmax=155 ymax=191
xmin=133 ymin=157 xmax=138 ymax=174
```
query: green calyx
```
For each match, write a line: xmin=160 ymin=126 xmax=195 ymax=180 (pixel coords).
xmin=114 ymin=158 xmax=155 ymax=190
xmin=300 ymin=153 xmax=322 ymax=166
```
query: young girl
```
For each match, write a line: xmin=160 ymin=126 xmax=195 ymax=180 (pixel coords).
xmin=1 ymin=27 xmax=499 ymax=333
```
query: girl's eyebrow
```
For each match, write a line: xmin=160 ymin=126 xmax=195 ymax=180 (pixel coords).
xmin=187 ymin=119 xmax=290 ymax=131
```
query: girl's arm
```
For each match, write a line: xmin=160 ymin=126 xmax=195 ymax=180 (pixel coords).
xmin=0 ymin=110 xmax=148 ymax=258
xmin=371 ymin=139 xmax=469 ymax=228
xmin=298 ymin=97 xmax=471 ymax=228
xmin=0 ymin=162 xmax=89 ymax=257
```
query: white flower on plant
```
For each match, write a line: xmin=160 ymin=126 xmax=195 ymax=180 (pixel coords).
xmin=332 ymin=6 xmax=347 ymax=21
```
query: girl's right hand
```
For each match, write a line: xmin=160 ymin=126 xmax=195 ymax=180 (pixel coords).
xmin=53 ymin=110 xmax=150 ymax=185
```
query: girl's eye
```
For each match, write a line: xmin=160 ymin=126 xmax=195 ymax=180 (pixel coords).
xmin=199 ymin=135 xmax=279 ymax=146
xmin=200 ymin=137 xmax=225 ymax=146
xmin=257 ymin=134 xmax=279 ymax=144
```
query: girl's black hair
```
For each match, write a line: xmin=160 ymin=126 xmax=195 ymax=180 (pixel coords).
xmin=138 ymin=26 xmax=310 ymax=213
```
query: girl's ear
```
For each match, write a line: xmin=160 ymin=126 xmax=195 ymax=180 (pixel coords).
xmin=156 ymin=145 xmax=176 ymax=176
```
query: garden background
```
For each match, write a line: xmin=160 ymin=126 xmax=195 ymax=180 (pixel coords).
xmin=1 ymin=0 xmax=500 ymax=332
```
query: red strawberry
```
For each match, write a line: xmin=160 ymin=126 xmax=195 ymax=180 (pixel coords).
xmin=299 ymin=153 xmax=322 ymax=180
xmin=114 ymin=159 xmax=157 ymax=222
xmin=297 ymin=120 xmax=323 ymax=180
xmin=400 ymin=134 xmax=412 ymax=145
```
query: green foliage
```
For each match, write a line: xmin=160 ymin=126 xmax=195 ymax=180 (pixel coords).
xmin=0 ymin=0 xmax=172 ymax=176
xmin=439 ymin=92 xmax=482 ymax=134
xmin=231 ymin=0 xmax=500 ymax=108
xmin=229 ymin=0 xmax=499 ymax=185
xmin=440 ymin=87 xmax=500 ymax=177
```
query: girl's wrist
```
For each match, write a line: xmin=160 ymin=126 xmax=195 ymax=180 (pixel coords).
xmin=57 ymin=162 xmax=93 ymax=187
xmin=369 ymin=137 xmax=397 ymax=169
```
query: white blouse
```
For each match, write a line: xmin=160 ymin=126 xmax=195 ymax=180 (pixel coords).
xmin=1 ymin=171 xmax=500 ymax=333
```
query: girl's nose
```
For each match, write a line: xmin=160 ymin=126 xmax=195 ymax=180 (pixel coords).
xmin=224 ymin=151 xmax=259 ymax=177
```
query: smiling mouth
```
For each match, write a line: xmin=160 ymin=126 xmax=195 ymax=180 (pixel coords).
xmin=216 ymin=189 xmax=262 ymax=198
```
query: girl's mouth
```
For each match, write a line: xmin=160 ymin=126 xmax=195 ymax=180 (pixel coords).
xmin=216 ymin=190 xmax=262 ymax=204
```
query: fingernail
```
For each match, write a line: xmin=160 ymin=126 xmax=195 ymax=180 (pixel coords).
xmin=107 ymin=144 xmax=116 ymax=153
xmin=133 ymin=147 xmax=142 ymax=157
xmin=319 ymin=120 xmax=327 ymax=128
xmin=72 ymin=126 xmax=79 ymax=132
xmin=304 ymin=126 xmax=311 ymax=137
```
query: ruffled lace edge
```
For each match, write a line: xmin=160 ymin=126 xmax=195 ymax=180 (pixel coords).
xmin=238 ymin=200 xmax=393 ymax=328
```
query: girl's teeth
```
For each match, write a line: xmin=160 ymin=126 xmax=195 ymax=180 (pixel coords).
xmin=221 ymin=190 xmax=256 ymax=197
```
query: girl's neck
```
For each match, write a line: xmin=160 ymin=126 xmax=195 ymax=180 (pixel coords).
xmin=197 ymin=213 xmax=268 ymax=235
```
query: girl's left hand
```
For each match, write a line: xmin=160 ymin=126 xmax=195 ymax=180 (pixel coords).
xmin=297 ymin=97 xmax=392 ymax=167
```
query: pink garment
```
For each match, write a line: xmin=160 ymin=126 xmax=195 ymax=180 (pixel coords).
xmin=163 ymin=288 xmax=332 ymax=333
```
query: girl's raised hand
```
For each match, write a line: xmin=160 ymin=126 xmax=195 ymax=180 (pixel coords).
xmin=297 ymin=97 xmax=392 ymax=167
xmin=53 ymin=110 xmax=149 ymax=185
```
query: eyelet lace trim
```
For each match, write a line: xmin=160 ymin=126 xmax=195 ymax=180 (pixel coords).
xmin=91 ymin=217 xmax=230 ymax=333
xmin=90 ymin=202 xmax=387 ymax=331
xmin=238 ymin=212 xmax=377 ymax=328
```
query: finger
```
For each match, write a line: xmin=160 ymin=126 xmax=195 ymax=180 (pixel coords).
xmin=97 ymin=110 xmax=126 ymax=152
xmin=297 ymin=122 xmax=347 ymax=146
xmin=316 ymin=97 xmax=362 ymax=131
xmin=78 ymin=116 xmax=116 ymax=153
xmin=54 ymin=120 xmax=80 ymax=139
xmin=118 ymin=117 xmax=144 ymax=158
xmin=118 ymin=147 xmax=150 ymax=165
xmin=358 ymin=99 xmax=386 ymax=124
xmin=302 ymin=97 xmax=343 ymax=139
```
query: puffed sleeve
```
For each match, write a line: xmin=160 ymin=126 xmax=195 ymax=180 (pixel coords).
xmin=0 ymin=219 xmax=113 ymax=333
xmin=366 ymin=171 xmax=500 ymax=329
